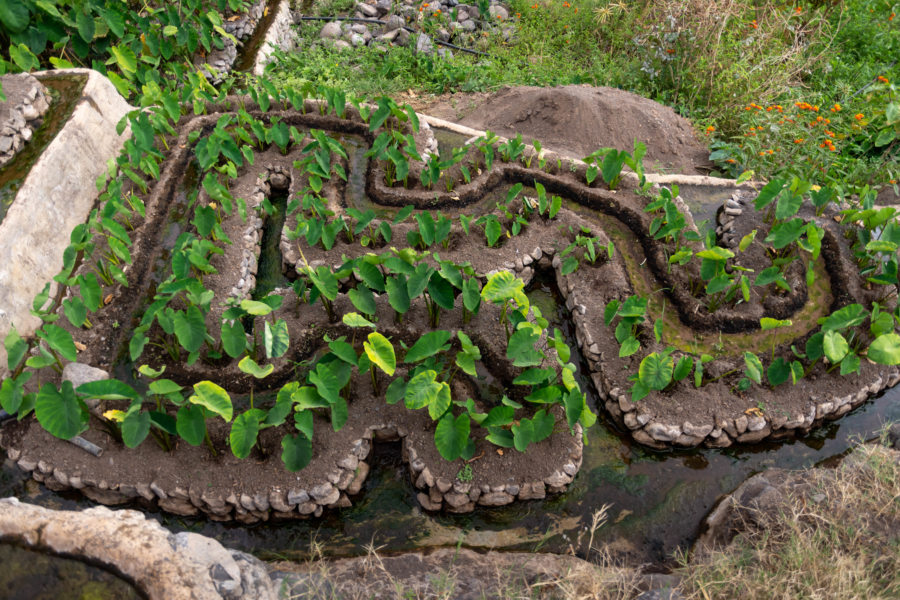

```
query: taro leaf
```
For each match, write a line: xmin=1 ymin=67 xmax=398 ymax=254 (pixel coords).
xmin=754 ymin=178 xmax=786 ymax=210
xmin=221 ymin=319 xmax=246 ymax=358
xmin=871 ymin=311 xmax=895 ymax=337
xmin=434 ymin=412 xmax=470 ymax=461
xmin=506 ymin=327 xmax=543 ymax=367
xmin=0 ymin=2 xmax=30 ymax=32
xmin=385 ymin=377 xmax=406 ymax=405
xmin=309 ymin=360 xmax=352 ymax=406
xmin=638 ymin=352 xmax=673 ymax=391
xmin=484 ymin=216 xmax=503 ymax=247
xmin=696 ymin=247 xmax=735 ymax=261
xmin=482 ymin=405 xmax=515 ymax=428
xmin=35 ymin=382 xmax=87 ymax=440
xmin=790 ymin=360 xmax=805 ymax=384
xmin=348 ymin=284 xmax=377 ymax=316
xmin=513 ymin=368 xmax=556 ymax=386
xmin=356 ymin=260 xmax=386 ymax=292
xmin=148 ymin=379 xmax=182 ymax=396
xmin=342 ymin=312 xmax=376 ymax=328
xmin=293 ymin=409 xmax=314 ymax=440
xmin=4 ymin=328 xmax=28 ymax=371
xmin=428 ymin=273 xmax=456 ymax=311
xmin=805 ymin=332 xmax=825 ymax=361
xmin=149 ymin=411 xmax=177 ymax=435
xmin=173 ymin=306 xmax=207 ymax=354
xmin=760 ymin=317 xmax=792 ymax=330
xmin=603 ymin=300 xmax=620 ymax=326
xmin=176 ymin=404 xmax=206 ymax=446
xmin=482 ymin=271 xmax=528 ymax=308
xmin=462 ymin=277 xmax=481 ymax=314
xmin=189 ymin=381 xmax=233 ymax=422
xmin=866 ymin=333 xmax=900 ymax=365
xmin=525 ymin=385 xmax=561 ymax=404
xmin=775 ymin=191 xmax=802 ymax=220
xmin=564 ymin=390 xmax=586 ymax=430
xmin=292 ymin=386 xmax=329 ymax=409
xmin=404 ymin=370 xmax=442 ymax=410
xmin=743 ymin=352 xmax=764 ymax=385
xmin=404 ymin=330 xmax=451 ymax=363
xmin=511 ymin=417 xmax=534 ymax=452
xmin=406 ymin=263 xmax=433 ymax=300
xmin=755 ymin=266 xmax=787 ymax=288
xmin=76 ymin=380 xmax=139 ymax=401
xmin=821 ymin=304 xmax=867 ymax=332
xmin=486 ymin=428 xmax=515 ymax=448
xmin=532 ymin=409 xmax=555 ymax=443
xmin=238 ymin=356 xmax=274 ymax=379
xmin=309 ymin=266 xmax=339 ymax=301
xmin=415 ymin=212 xmax=436 ymax=246
xmin=331 ymin=396 xmax=348 ymax=431
xmin=281 ymin=433 xmax=313 ymax=472
xmin=364 ymin=332 xmax=396 ymax=375
xmin=38 ymin=323 xmax=77 ymax=362
xmin=429 ymin=382 xmax=452 ymax=421
xmin=765 ymin=218 xmax=806 ymax=249
xmin=328 ymin=339 xmax=358 ymax=367
xmin=823 ymin=330 xmax=849 ymax=363
xmin=618 ymin=296 xmax=647 ymax=318
xmin=230 ymin=409 xmax=265 ymax=459
xmin=767 ymin=357 xmax=790 ymax=387
xmin=0 ymin=373 xmax=30 ymax=414
xmin=264 ymin=319 xmax=290 ymax=359
xmin=840 ymin=353 xmax=861 ymax=375
xmin=121 ymin=407 xmax=151 ymax=449
xmin=63 ymin=297 xmax=87 ymax=328
xmin=673 ymin=355 xmax=693 ymax=381
xmin=385 ymin=275 xmax=410 ymax=315
xmin=240 ymin=299 xmax=273 ymax=316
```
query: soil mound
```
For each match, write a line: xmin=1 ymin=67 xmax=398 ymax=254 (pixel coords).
xmin=429 ymin=85 xmax=713 ymax=174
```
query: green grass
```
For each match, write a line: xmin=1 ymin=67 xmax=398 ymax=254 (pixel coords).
xmin=272 ymin=0 xmax=899 ymax=189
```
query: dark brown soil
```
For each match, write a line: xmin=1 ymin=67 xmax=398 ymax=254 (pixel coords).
xmin=419 ymin=85 xmax=714 ymax=174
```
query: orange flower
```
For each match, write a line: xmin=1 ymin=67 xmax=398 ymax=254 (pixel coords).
xmin=855 ymin=113 xmax=864 ymax=120
xmin=795 ymin=6 xmax=802 ymax=14
xmin=759 ymin=151 xmax=767 ymax=156
xmin=831 ymin=103 xmax=841 ymax=112
xmin=666 ymin=48 xmax=675 ymax=54
xmin=516 ymin=12 xmax=521 ymax=18
xmin=706 ymin=125 xmax=715 ymax=133
xmin=794 ymin=138 xmax=804 ymax=143
xmin=562 ymin=1 xmax=570 ymax=6
xmin=825 ymin=130 xmax=835 ymax=137
xmin=750 ymin=19 xmax=758 ymax=29
xmin=890 ymin=179 xmax=898 ymax=184
xmin=878 ymin=76 xmax=889 ymax=83
xmin=890 ymin=12 xmax=895 ymax=21
xmin=725 ymin=158 xmax=737 ymax=164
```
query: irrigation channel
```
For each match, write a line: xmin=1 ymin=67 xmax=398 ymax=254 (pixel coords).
xmin=2 ymin=126 xmax=898 ymax=569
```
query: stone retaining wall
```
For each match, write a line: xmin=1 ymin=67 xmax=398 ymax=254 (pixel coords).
xmin=0 ymin=73 xmax=51 ymax=168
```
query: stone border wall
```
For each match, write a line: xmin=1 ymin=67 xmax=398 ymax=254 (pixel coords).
xmin=0 ymin=69 xmax=132 ymax=378
xmin=0 ymin=73 xmax=51 ymax=168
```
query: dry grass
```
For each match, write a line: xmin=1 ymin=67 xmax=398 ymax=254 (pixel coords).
xmin=676 ymin=441 xmax=900 ymax=600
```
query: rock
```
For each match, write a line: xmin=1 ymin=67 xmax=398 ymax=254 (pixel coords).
xmin=383 ymin=14 xmax=405 ymax=31
xmin=346 ymin=462 xmax=369 ymax=495
xmin=646 ymin=422 xmax=682 ymax=442
xmin=444 ymin=491 xmax=470 ymax=507
xmin=287 ymin=488 xmax=309 ymax=506
xmin=460 ymin=19 xmax=477 ymax=31
xmin=350 ymin=33 xmax=366 ymax=47
xmin=682 ymin=421 xmax=713 ymax=438
xmin=62 ymin=362 xmax=109 ymax=389
xmin=478 ymin=491 xmax=514 ymax=506
xmin=396 ymin=28 xmax=410 ymax=45
xmin=888 ymin=423 xmax=900 ymax=450
xmin=357 ymin=3 xmax=379 ymax=17
xmin=320 ymin=21 xmax=342 ymax=39
xmin=518 ymin=481 xmax=546 ymax=500
xmin=488 ymin=5 xmax=508 ymax=19
xmin=310 ymin=482 xmax=335 ymax=502
xmin=417 ymin=491 xmax=442 ymax=511
xmin=435 ymin=477 xmax=452 ymax=493
xmin=415 ymin=33 xmax=434 ymax=54
xmin=0 ymin=499 xmax=278 ymax=599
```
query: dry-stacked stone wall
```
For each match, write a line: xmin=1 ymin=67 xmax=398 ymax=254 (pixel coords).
xmin=0 ymin=73 xmax=51 ymax=168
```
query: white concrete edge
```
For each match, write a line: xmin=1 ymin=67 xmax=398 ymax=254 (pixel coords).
xmin=253 ymin=0 xmax=295 ymax=77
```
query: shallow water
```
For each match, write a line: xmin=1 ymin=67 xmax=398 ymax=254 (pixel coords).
xmin=0 ymin=543 xmax=143 ymax=600
xmin=0 ymin=74 xmax=86 ymax=225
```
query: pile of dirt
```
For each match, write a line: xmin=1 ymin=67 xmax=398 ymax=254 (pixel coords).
xmin=422 ymin=85 xmax=714 ymax=174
